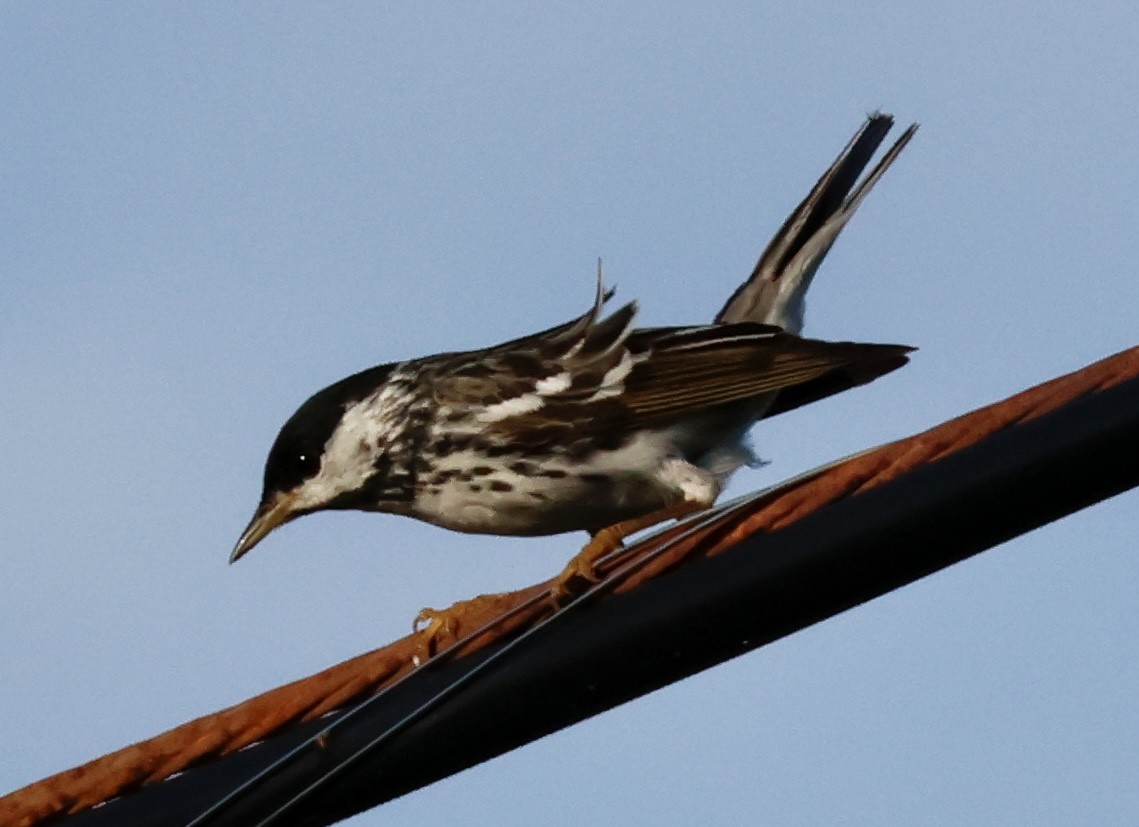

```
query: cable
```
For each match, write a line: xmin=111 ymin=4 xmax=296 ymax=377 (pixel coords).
xmin=184 ymin=449 xmax=870 ymax=826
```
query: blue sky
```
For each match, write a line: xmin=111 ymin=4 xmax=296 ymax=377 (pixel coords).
xmin=3 ymin=4 xmax=1138 ymax=824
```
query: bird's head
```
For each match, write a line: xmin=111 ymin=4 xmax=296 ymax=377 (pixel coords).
xmin=230 ymin=363 xmax=405 ymax=563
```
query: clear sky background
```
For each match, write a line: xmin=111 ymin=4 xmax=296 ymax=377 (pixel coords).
xmin=3 ymin=4 xmax=1138 ymax=825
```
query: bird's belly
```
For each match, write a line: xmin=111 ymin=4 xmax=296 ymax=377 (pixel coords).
xmin=410 ymin=425 xmax=749 ymax=536
xmin=409 ymin=431 xmax=705 ymax=536
xmin=411 ymin=467 xmax=669 ymax=536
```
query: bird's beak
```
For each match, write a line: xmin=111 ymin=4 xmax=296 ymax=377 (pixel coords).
xmin=230 ymin=491 xmax=300 ymax=564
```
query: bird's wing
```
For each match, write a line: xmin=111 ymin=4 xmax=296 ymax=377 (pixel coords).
xmin=618 ymin=324 xmax=912 ymax=423
xmin=427 ymin=296 xmax=911 ymax=445
xmin=425 ymin=282 xmax=641 ymax=421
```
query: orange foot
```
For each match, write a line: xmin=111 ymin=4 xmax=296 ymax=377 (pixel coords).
xmin=413 ymin=591 xmax=518 ymax=661
xmin=549 ymin=501 xmax=706 ymax=602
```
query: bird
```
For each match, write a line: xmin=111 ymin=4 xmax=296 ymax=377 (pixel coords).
xmin=230 ymin=113 xmax=918 ymax=599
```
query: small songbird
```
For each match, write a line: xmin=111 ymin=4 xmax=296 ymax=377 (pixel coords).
xmin=231 ymin=114 xmax=917 ymax=572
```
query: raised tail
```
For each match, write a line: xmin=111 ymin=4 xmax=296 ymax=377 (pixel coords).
xmin=715 ymin=113 xmax=918 ymax=332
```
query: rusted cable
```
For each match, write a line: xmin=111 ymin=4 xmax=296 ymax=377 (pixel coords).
xmin=3 ymin=344 xmax=1138 ymax=827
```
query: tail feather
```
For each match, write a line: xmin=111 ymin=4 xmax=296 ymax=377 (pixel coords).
xmin=716 ymin=113 xmax=918 ymax=332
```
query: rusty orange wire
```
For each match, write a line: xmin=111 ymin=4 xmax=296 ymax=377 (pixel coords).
xmin=3 ymin=344 xmax=1138 ymax=827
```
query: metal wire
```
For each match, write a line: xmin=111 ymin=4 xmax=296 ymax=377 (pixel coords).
xmin=185 ymin=454 xmax=864 ymax=827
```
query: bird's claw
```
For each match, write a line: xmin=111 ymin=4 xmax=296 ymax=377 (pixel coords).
xmin=548 ymin=530 xmax=624 ymax=603
xmin=413 ymin=605 xmax=461 ymax=661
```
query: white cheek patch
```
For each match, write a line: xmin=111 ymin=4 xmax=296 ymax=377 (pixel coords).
xmin=294 ymin=381 xmax=407 ymax=507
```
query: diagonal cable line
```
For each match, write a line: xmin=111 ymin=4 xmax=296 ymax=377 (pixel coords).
xmin=12 ymin=345 xmax=1138 ymax=827
xmin=185 ymin=451 xmax=869 ymax=827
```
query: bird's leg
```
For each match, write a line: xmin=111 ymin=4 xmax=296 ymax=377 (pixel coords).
xmin=415 ymin=496 xmax=714 ymax=657
xmin=550 ymin=500 xmax=707 ymax=600
xmin=411 ymin=501 xmax=702 ymax=657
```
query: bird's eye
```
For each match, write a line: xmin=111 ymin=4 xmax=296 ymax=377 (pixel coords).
xmin=264 ymin=438 xmax=324 ymax=495
xmin=291 ymin=449 xmax=320 ymax=478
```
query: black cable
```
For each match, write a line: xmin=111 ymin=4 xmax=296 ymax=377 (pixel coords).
xmin=184 ymin=458 xmax=850 ymax=827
